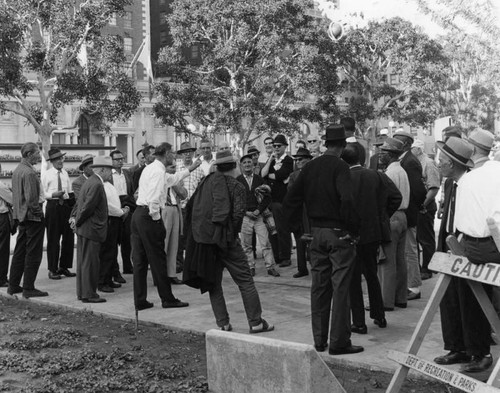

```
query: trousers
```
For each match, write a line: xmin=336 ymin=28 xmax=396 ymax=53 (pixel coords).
xmin=240 ymin=215 xmax=276 ymax=269
xmin=45 ymin=200 xmax=74 ymax=272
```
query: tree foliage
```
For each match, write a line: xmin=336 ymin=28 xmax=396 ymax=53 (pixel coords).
xmin=153 ymin=0 xmax=342 ymax=147
xmin=335 ymin=17 xmax=450 ymax=136
xmin=0 ymin=0 xmax=142 ymax=155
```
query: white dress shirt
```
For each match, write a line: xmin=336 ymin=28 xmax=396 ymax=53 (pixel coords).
xmin=136 ymin=160 xmax=167 ymax=220
xmin=200 ymin=157 xmax=216 ymax=176
xmin=455 ymin=160 xmax=500 ymax=237
xmin=41 ymin=167 xmax=72 ymax=200
xmin=103 ymin=182 xmax=124 ymax=217
xmin=112 ymin=169 xmax=127 ymax=196
xmin=385 ymin=161 xmax=410 ymax=210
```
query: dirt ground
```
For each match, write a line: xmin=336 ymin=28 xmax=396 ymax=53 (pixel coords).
xmin=0 ymin=296 xmax=457 ymax=392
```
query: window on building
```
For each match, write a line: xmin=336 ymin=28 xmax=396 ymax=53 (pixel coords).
xmin=123 ymin=11 xmax=132 ymax=28
xmin=109 ymin=13 xmax=116 ymax=26
xmin=344 ymin=97 xmax=349 ymax=103
xmin=191 ymin=44 xmax=200 ymax=61
xmin=389 ymin=74 xmax=399 ymax=85
xmin=160 ymin=31 xmax=168 ymax=46
xmin=160 ymin=11 xmax=167 ymax=24
xmin=52 ymin=133 xmax=65 ymax=145
xmin=124 ymin=37 xmax=132 ymax=54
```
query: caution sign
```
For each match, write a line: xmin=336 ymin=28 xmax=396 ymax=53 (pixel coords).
xmin=388 ymin=351 xmax=498 ymax=393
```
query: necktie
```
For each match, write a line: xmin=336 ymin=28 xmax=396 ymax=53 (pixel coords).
xmin=447 ymin=182 xmax=457 ymax=234
xmin=57 ymin=170 xmax=64 ymax=205
xmin=166 ymin=188 xmax=173 ymax=206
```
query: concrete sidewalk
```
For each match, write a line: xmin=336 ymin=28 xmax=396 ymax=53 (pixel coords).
xmin=0 ymin=249 xmax=465 ymax=377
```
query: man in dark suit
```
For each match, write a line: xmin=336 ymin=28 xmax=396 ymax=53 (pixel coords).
xmin=237 ymin=152 xmax=280 ymax=277
xmin=74 ymin=156 xmax=112 ymax=303
xmin=261 ymin=134 xmax=294 ymax=267
xmin=284 ymin=124 xmax=363 ymax=356
xmin=393 ymin=130 xmax=426 ymax=301
xmin=72 ymin=155 xmax=94 ymax=201
xmin=433 ymin=138 xmax=478 ymax=368
xmin=342 ymin=144 xmax=402 ymax=334
xmin=126 ymin=149 xmax=145 ymax=177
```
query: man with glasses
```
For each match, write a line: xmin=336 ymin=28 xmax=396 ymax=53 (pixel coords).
xmin=200 ymin=139 xmax=216 ymax=176
xmin=261 ymin=134 xmax=294 ymax=267
xmin=42 ymin=148 xmax=76 ymax=280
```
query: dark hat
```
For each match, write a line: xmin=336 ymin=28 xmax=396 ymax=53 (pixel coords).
xmin=240 ymin=145 xmax=261 ymax=162
xmin=321 ymin=124 xmax=346 ymax=141
xmin=442 ymin=125 xmax=463 ymax=140
xmin=90 ymin=156 xmax=114 ymax=168
xmin=273 ymin=134 xmax=288 ymax=146
xmin=393 ymin=129 xmax=414 ymax=142
xmin=468 ymin=129 xmax=494 ymax=152
xmin=78 ymin=154 xmax=94 ymax=171
xmin=292 ymin=147 xmax=313 ymax=159
xmin=380 ymin=138 xmax=405 ymax=154
xmin=47 ymin=148 xmax=66 ymax=161
xmin=177 ymin=141 xmax=197 ymax=154
xmin=214 ymin=150 xmax=236 ymax=165
xmin=436 ymin=137 xmax=474 ymax=168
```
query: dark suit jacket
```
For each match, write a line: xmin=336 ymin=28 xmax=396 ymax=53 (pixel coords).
xmin=400 ymin=151 xmax=426 ymax=227
xmin=132 ymin=165 xmax=145 ymax=192
xmin=236 ymin=173 xmax=271 ymax=213
xmin=437 ymin=178 xmax=454 ymax=252
xmin=75 ymin=174 xmax=108 ymax=243
xmin=72 ymin=174 xmax=87 ymax=201
xmin=110 ymin=169 xmax=136 ymax=210
xmin=264 ymin=155 xmax=294 ymax=203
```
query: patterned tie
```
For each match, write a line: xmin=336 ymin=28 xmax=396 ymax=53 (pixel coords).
xmin=166 ymin=188 xmax=173 ymax=206
xmin=57 ymin=170 xmax=64 ymax=205
xmin=447 ymin=182 xmax=457 ymax=234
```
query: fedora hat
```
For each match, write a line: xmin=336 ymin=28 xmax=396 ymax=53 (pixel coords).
xmin=292 ymin=147 xmax=313 ymax=159
xmin=321 ymin=124 xmax=346 ymax=141
xmin=214 ymin=150 xmax=236 ymax=165
xmin=442 ymin=125 xmax=463 ymax=140
xmin=273 ymin=134 xmax=288 ymax=146
xmin=47 ymin=148 xmax=66 ymax=161
xmin=467 ymin=129 xmax=494 ymax=152
xmin=177 ymin=141 xmax=197 ymax=154
xmin=90 ymin=156 xmax=114 ymax=168
xmin=380 ymin=138 xmax=405 ymax=154
xmin=411 ymin=139 xmax=425 ymax=149
xmin=393 ymin=129 xmax=414 ymax=143
xmin=240 ymin=145 xmax=261 ymax=162
xmin=78 ymin=154 xmax=94 ymax=171
xmin=436 ymin=137 xmax=474 ymax=168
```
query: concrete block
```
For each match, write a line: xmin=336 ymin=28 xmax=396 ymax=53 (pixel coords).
xmin=206 ymin=329 xmax=346 ymax=393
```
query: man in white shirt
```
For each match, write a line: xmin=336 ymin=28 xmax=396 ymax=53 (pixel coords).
xmin=132 ymin=142 xmax=194 ymax=311
xmin=199 ymin=139 xmax=216 ymax=176
xmin=41 ymin=148 xmax=76 ymax=280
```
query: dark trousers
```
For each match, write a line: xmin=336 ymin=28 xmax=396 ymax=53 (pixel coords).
xmin=118 ymin=214 xmax=132 ymax=273
xmin=271 ymin=202 xmax=291 ymax=261
xmin=310 ymin=227 xmax=355 ymax=350
xmin=292 ymin=230 xmax=308 ymax=273
xmin=439 ymin=236 xmax=500 ymax=357
xmin=350 ymin=242 xmax=385 ymax=326
xmin=0 ymin=213 xmax=10 ymax=283
xmin=45 ymin=200 xmax=74 ymax=272
xmin=76 ymin=235 xmax=101 ymax=300
xmin=416 ymin=206 xmax=436 ymax=272
xmin=9 ymin=219 xmax=45 ymax=290
xmin=209 ymin=241 xmax=263 ymax=328
xmin=176 ymin=207 xmax=186 ymax=272
xmin=131 ymin=207 xmax=176 ymax=307
xmin=99 ymin=217 xmax=121 ymax=286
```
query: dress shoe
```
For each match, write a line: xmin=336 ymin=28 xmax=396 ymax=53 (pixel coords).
xmin=407 ymin=291 xmax=421 ymax=301
xmin=82 ymin=297 xmax=106 ymax=303
xmin=374 ymin=318 xmax=387 ymax=328
xmin=315 ymin=343 xmax=328 ymax=352
xmin=220 ymin=323 xmax=232 ymax=332
xmin=162 ymin=299 xmax=189 ymax=308
xmin=108 ymin=281 xmax=122 ymax=289
xmin=98 ymin=285 xmax=114 ymax=293
xmin=267 ymin=268 xmax=280 ymax=277
xmin=250 ymin=268 xmax=255 ymax=277
xmin=460 ymin=355 xmax=493 ymax=373
xmin=23 ymin=288 xmax=49 ymax=298
xmin=48 ymin=271 xmax=62 ymax=280
xmin=278 ymin=260 xmax=291 ymax=267
xmin=57 ymin=268 xmax=76 ymax=277
xmin=136 ymin=301 xmax=154 ymax=311
xmin=169 ymin=277 xmax=183 ymax=285
xmin=351 ymin=324 xmax=367 ymax=334
xmin=434 ymin=351 xmax=471 ymax=365
xmin=421 ymin=272 xmax=433 ymax=280
xmin=113 ymin=274 xmax=126 ymax=284
xmin=7 ymin=285 xmax=23 ymax=295
xmin=329 ymin=345 xmax=364 ymax=355
xmin=293 ymin=271 xmax=309 ymax=278
xmin=395 ymin=302 xmax=407 ymax=309
xmin=249 ymin=318 xmax=274 ymax=334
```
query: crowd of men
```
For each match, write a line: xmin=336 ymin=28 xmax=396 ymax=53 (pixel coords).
xmin=1 ymin=120 xmax=500 ymax=369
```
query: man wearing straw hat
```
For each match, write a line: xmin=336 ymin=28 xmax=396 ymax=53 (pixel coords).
xmin=74 ymin=156 xmax=113 ymax=303
xmin=468 ymin=128 xmax=494 ymax=169
xmin=42 ymin=148 xmax=76 ymax=280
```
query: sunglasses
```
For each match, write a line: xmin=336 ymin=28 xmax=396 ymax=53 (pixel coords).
xmin=307 ymin=140 xmax=317 ymax=143
xmin=264 ymin=142 xmax=273 ymax=145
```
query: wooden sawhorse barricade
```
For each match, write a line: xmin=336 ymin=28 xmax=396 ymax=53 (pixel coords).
xmin=386 ymin=236 xmax=500 ymax=393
